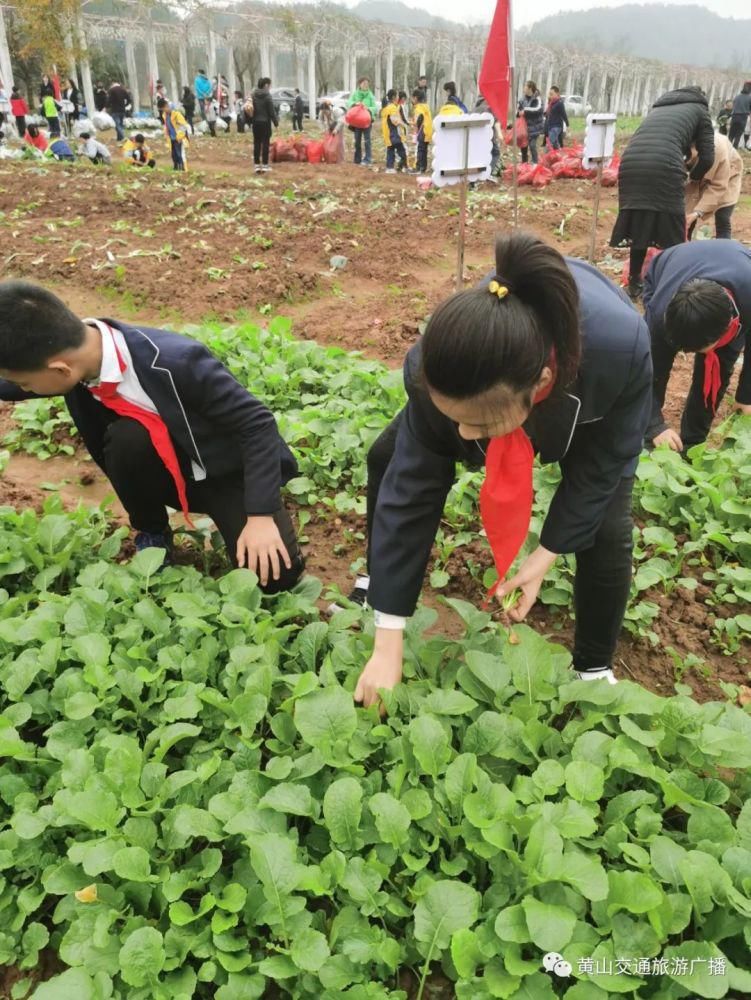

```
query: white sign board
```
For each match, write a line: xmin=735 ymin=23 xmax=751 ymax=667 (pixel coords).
xmin=431 ymin=112 xmax=493 ymax=188
xmin=582 ymin=113 xmax=616 ymax=170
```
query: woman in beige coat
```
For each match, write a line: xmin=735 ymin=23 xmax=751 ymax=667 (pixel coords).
xmin=686 ymin=133 xmax=743 ymax=238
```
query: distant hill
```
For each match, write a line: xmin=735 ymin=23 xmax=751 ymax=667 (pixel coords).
xmin=350 ymin=1 xmax=456 ymax=30
xmin=527 ymin=3 xmax=751 ymax=71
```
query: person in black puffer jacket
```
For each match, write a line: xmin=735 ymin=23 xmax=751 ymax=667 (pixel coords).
xmin=728 ymin=81 xmax=751 ymax=148
xmin=610 ymin=86 xmax=714 ymax=300
xmin=518 ymin=81 xmax=544 ymax=164
xmin=251 ymin=77 xmax=279 ymax=174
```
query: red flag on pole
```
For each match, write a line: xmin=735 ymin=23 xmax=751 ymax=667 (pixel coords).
xmin=52 ymin=66 xmax=62 ymax=101
xmin=478 ymin=0 xmax=515 ymax=129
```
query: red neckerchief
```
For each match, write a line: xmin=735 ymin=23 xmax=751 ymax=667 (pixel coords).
xmin=480 ymin=354 xmax=557 ymax=606
xmin=88 ymin=329 xmax=195 ymax=528
xmin=703 ymin=291 xmax=741 ymax=412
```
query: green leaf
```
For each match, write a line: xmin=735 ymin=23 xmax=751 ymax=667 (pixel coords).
xmin=408 ymin=715 xmax=451 ymax=776
xmin=290 ymin=928 xmax=331 ymax=972
xmin=259 ymin=782 xmax=315 ymax=817
xmin=294 ymin=686 xmax=357 ymax=751
xmin=607 ymin=870 xmax=663 ymax=915
xmin=323 ymin=777 xmax=363 ymax=849
xmin=564 ymin=760 xmax=605 ymax=802
xmin=31 ymin=969 xmax=100 ymax=1000
xmin=112 ymin=845 xmax=151 ymax=882
xmin=118 ymin=926 xmax=165 ymax=987
xmin=413 ymin=879 xmax=480 ymax=955
xmin=250 ymin=833 xmax=304 ymax=897
xmin=494 ymin=904 xmax=530 ymax=944
xmin=217 ymin=883 xmax=248 ymax=913
xmin=369 ymin=792 xmax=412 ymax=848
xmin=663 ymin=941 xmax=730 ymax=999
xmin=520 ymin=896 xmax=576 ymax=951
xmin=464 ymin=649 xmax=510 ymax=696
xmin=129 ymin=547 xmax=167 ymax=578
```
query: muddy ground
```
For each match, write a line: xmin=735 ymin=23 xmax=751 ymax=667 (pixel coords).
xmin=0 ymin=128 xmax=750 ymax=706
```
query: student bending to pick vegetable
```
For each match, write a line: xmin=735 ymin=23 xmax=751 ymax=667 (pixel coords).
xmin=353 ymin=233 xmax=652 ymax=707
xmin=0 ymin=281 xmax=304 ymax=592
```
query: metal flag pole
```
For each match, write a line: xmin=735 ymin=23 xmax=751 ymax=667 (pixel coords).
xmin=508 ymin=1 xmax=518 ymax=227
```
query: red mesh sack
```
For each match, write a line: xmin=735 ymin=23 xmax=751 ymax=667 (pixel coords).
xmin=601 ymin=167 xmax=618 ymax=187
xmin=517 ymin=163 xmax=536 ymax=185
xmin=531 ymin=165 xmax=553 ymax=188
xmin=306 ymin=140 xmax=324 ymax=163
xmin=294 ymin=139 xmax=309 ymax=162
xmin=322 ymin=132 xmax=342 ymax=163
xmin=344 ymin=103 xmax=371 ymax=129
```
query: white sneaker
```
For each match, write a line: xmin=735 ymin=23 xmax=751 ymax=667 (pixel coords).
xmin=574 ymin=668 xmax=618 ymax=685
xmin=263 ymin=165 xmax=272 ymax=172
xmin=254 ymin=166 xmax=262 ymax=174
xmin=385 ymin=168 xmax=396 ymax=174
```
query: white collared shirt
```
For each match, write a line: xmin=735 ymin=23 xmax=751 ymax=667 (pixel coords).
xmin=84 ymin=318 xmax=204 ymax=480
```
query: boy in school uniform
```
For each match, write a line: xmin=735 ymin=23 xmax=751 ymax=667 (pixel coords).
xmin=643 ymin=239 xmax=751 ymax=451
xmin=41 ymin=93 xmax=61 ymax=137
xmin=0 ymin=281 xmax=305 ymax=591
xmin=78 ymin=131 xmax=112 ymax=165
xmin=381 ymin=89 xmax=408 ymax=174
xmin=123 ymin=133 xmax=156 ymax=168
xmin=411 ymin=88 xmax=433 ymax=175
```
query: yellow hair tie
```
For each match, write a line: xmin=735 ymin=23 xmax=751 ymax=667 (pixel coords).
xmin=488 ymin=280 xmax=509 ymax=300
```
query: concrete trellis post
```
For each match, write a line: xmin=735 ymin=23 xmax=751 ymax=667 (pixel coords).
xmin=208 ymin=28 xmax=218 ymax=80
xmin=307 ymin=39 xmax=316 ymax=119
xmin=169 ymin=68 xmax=178 ymax=106
xmin=544 ymin=64 xmax=553 ymax=97
xmin=641 ymin=75 xmax=653 ymax=115
xmin=351 ymin=50 xmax=358 ymax=90
xmin=179 ymin=40 xmax=189 ymax=90
xmin=451 ymin=48 xmax=457 ymax=83
xmin=296 ymin=48 xmax=305 ymax=92
xmin=227 ymin=47 xmax=237 ymax=101
xmin=260 ymin=35 xmax=271 ymax=79
xmin=403 ymin=53 xmax=409 ymax=94
xmin=342 ymin=50 xmax=349 ymax=91
xmin=147 ymin=28 xmax=159 ymax=100
xmin=0 ymin=5 xmax=14 ymax=93
xmin=613 ymin=70 xmax=624 ymax=114
xmin=374 ymin=49 xmax=382 ymax=97
xmin=582 ymin=63 xmax=591 ymax=111
xmin=125 ymin=34 xmax=140 ymax=112
xmin=419 ymin=50 xmax=426 ymax=75
xmin=386 ymin=41 xmax=393 ymax=91
xmin=564 ymin=65 xmax=573 ymax=98
xmin=76 ymin=11 xmax=95 ymax=118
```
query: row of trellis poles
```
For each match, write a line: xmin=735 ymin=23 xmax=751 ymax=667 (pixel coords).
xmin=0 ymin=2 xmax=745 ymax=117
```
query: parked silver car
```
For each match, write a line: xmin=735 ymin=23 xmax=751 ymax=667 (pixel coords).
xmin=562 ymin=94 xmax=593 ymax=117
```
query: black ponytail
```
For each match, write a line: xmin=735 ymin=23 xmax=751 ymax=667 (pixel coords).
xmin=422 ymin=232 xmax=581 ymax=400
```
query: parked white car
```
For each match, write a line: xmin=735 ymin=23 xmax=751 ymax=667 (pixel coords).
xmin=562 ymin=94 xmax=592 ymax=117
xmin=318 ymin=90 xmax=350 ymax=112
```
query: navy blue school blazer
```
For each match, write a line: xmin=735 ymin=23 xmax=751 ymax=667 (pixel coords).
xmin=368 ymin=259 xmax=653 ymax=617
xmin=0 ymin=320 xmax=298 ymax=516
xmin=642 ymin=239 xmax=751 ymax=438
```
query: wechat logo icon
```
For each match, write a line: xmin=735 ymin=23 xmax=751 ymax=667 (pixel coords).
xmin=543 ymin=952 xmax=573 ymax=978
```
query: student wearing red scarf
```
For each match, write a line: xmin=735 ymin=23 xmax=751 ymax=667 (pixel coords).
xmin=643 ymin=239 xmax=751 ymax=452
xmin=352 ymin=234 xmax=652 ymax=706
xmin=0 ymin=282 xmax=304 ymax=591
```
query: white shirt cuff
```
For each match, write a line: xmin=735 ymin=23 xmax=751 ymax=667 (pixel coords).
xmin=373 ymin=610 xmax=407 ymax=630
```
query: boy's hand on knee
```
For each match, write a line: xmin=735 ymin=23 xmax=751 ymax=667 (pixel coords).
xmin=237 ymin=516 xmax=291 ymax=586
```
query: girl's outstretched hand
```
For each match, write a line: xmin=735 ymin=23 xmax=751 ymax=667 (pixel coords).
xmin=494 ymin=545 xmax=557 ymax=622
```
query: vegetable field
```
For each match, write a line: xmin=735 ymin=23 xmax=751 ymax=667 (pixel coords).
xmin=0 ymin=135 xmax=750 ymax=999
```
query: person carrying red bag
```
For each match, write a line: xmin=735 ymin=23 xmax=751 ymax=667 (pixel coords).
xmin=350 ymin=233 xmax=652 ymax=707
xmin=346 ymin=77 xmax=378 ymax=166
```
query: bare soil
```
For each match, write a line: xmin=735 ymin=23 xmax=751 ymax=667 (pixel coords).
xmin=0 ymin=132 xmax=750 ymax=705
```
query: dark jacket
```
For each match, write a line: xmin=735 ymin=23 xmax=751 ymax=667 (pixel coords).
xmin=618 ymin=87 xmax=714 ymax=214
xmin=642 ymin=240 xmax=751 ymax=438
xmin=64 ymin=85 xmax=80 ymax=111
xmin=182 ymin=89 xmax=196 ymax=114
xmin=731 ymin=91 xmax=751 ymax=120
xmin=106 ymin=84 xmax=130 ymax=115
xmin=519 ymin=92 xmax=544 ymax=137
xmin=0 ymin=321 xmax=298 ymax=516
xmin=251 ymin=87 xmax=278 ymax=127
xmin=94 ymin=87 xmax=107 ymax=112
xmin=40 ymin=80 xmax=55 ymax=100
xmin=545 ymin=97 xmax=569 ymax=132
xmin=368 ymin=260 xmax=653 ymax=617
xmin=294 ymin=94 xmax=304 ymax=114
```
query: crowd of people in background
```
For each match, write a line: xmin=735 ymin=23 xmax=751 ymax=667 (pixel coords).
xmin=0 ymin=69 xmax=748 ymax=197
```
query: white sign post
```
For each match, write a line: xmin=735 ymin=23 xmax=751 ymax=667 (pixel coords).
xmin=583 ymin=112 xmax=616 ymax=264
xmin=432 ymin=112 xmax=494 ymax=288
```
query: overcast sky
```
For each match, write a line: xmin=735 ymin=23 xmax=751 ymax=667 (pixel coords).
xmin=320 ymin=0 xmax=751 ymax=27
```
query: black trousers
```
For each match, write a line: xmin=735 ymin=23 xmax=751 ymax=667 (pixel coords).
xmin=679 ymin=334 xmax=749 ymax=447
xmin=729 ymin=116 xmax=746 ymax=148
xmin=102 ymin=418 xmax=304 ymax=594
xmin=292 ymin=113 xmax=303 ymax=131
xmin=14 ymin=115 xmax=25 ymax=136
xmin=687 ymin=205 xmax=734 ymax=241
xmin=253 ymin=121 xmax=272 ymax=164
xmin=365 ymin=413 xmax=635 ymax=671
xmin=417 ymin=140 xmax=429 ymax=173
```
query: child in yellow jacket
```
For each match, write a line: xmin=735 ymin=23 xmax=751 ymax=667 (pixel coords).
xmin=411 ymin=88 xmax=433 ymax=175
xmin=158 ymin=99 xmax=189 ymax=171
xmin=381 ymin=89 xmax=408 ymax=173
